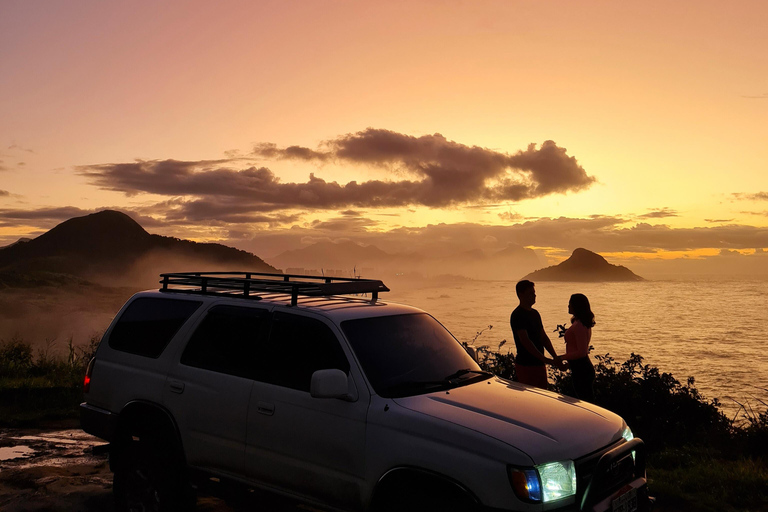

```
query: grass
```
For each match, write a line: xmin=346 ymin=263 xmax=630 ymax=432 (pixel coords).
xmin=649 ymin=447 xmax=768 ymax=511
xmin=0 ymin=335 xmax=98 ymax=427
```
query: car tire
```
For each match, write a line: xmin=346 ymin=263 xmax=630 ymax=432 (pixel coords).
xmin=372 ymin=474 xmax=478 ymax=512
xmin=112 ymin=434 xmax=194 ymax=512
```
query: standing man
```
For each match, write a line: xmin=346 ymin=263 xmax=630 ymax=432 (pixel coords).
xmin=510 ymin=280 xmax=562 ymax=389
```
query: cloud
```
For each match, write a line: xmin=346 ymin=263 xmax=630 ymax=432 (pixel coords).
xmin=128 ymin=199 xmax=302 ymax=227
xmin=0 ymin=206 xmax=95 ymax=227
xmin=0 ymin=190 xmax=9 ymax=197
xmin=79 ymin=129 xmax=597 ymax=219
xmin=732 ymin=192 xmax=768 ymax=201
xmin=498 ymin=211 xmax=523 ymax=222
xmin=4 ymin=204 xmax=767 ymax=269
xmin=705 ymin=218 xmax=734 ymax=223
xmin=252 ymin=143 xmax=328 ymax=161
xmin=7 ymin=144 xmax=35 ymax=153
xmin=309 ymin=214 xmax=380 ymax=232
xmin=327 ymin=129 xmax=595 ymax=200
xmin=741 ymin=93 xmax=768 ymax=99
xmin=232 ymin=216 xmax=768 ymax=259
xmin=639 ymin=207 xmax=678 ymax=219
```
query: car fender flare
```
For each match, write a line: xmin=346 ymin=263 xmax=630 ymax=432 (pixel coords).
xmin=112 ymin=400 xmax=186 ymax=467
xmin=371 ymin=465 xmax=479 ymax=508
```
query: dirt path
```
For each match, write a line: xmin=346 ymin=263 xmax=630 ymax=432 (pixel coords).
xmin=0 ymin=421 xmax=114 ymax=511
xmin=0 ymin=420 xmax=310 ymax=512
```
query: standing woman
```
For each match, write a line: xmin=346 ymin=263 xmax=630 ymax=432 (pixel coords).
xmin=560 ymin=293 xmax=596 ymax=401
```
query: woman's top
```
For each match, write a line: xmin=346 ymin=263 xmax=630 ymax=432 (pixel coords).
xmin=563 ymin=320 xmax=591 ymax=360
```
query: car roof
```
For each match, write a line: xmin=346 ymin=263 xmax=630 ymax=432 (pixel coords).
xmin=131 ymin=289 xmax=425 ymax=323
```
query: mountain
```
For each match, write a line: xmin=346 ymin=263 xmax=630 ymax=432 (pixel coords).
xmin=268 ymin=241 xmax=541 ymax=281
xmin=522 ymin=248 xmax=644 ymax=282
xmin=273 ymin=241 xmax=393 ymax=270
xmin=0 ymin=210 xmax=277 ymax=287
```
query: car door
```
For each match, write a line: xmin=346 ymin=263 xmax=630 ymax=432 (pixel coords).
xmin=245 ymin=310 xmax=369 ymax=510
xmin=164 ymin=304 xmax=271 ymax=477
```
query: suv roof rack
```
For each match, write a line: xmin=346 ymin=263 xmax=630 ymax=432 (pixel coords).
xmin=159 ymin=272 xmax=390 ymax=306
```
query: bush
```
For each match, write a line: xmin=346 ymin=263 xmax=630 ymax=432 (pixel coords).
xmin=0 ymin=335 xmax=100 ymax=425
xmin=464 ymin=332 xmax=766 ymax=458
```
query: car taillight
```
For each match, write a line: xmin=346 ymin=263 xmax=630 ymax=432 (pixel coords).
xmin=83 ymin=357 xmax=95 ymax=393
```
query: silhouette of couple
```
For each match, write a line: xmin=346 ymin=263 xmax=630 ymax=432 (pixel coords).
xmin=510 ymin=280 xmax=596 ymax=402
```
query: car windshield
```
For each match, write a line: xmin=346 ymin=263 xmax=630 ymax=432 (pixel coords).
xmin=341 ymin=313 xmax=488 ymax=398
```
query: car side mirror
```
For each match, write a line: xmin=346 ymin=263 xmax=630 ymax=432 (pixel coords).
xmin=310 ymin=369 xmax=354 ymax=401
xmin=465 ymin=345 xmax=478 ymax=363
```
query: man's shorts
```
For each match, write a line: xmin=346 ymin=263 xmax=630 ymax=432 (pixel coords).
xmin=515 ymin=364 xmax=548 ymax=389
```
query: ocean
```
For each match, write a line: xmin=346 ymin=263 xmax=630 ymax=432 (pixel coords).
xmin=385 ymin=277 xmax=768 ymax=420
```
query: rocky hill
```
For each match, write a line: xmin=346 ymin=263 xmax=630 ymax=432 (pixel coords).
xmin=523 ymin=248 xmax=643 ymax=282
xmin=0 ymin=210 xmax=277 ymax=287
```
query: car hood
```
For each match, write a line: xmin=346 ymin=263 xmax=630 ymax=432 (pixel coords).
xmin=392 ymin=376 xmax=625 ymax=464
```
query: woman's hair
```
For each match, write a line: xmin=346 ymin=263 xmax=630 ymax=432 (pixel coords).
xmin=570 ymin=293 xmax=596 ymax=327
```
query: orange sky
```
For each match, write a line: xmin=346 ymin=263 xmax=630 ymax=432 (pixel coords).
xmin=1 ymin=0 xmax=767 ymax=277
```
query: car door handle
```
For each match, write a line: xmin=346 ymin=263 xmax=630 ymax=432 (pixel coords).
xmin=257 ymin=401 xmax=275 ymax=416
xmin=169 ymin=380 xmax=185 ymax=394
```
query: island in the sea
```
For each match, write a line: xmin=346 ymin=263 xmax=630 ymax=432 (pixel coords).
xmin=522 ymin=248 xmax=644 ymax=282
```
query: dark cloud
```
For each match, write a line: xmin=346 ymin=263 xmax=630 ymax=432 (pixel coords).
xmin=130 ymin=199 xmax=302 ymax=227
xmin=0 ymin=190 xmax=9 ymax=196
xmin=732 ymin=192 xmax=768 ymax=201
xmin=79 ymin=129 xmax=596 ymax=218
xmin=252 ymin=143 xmax=328 ymax=161
xmin=309 ymin=215 xmax=379 ymax=232
xmin=234 ymin=216 xmax=768 ymax=259
xmin=639 ymin=207 xmax=679 ymax=219
xmin=705 ymin=218 xmax=734 ymax=223
xmin=0 ymin=206 xmax=94 ymax=227
xmin=741 ymin=93 xmax=768 ymax=99
xmin=328 ymin=129 xmax=595 ymax=200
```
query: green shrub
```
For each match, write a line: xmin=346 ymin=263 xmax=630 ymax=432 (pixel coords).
xmin=0 ymin=335 xmax=100 ymax=425
xmin=464 ymin=332 xmax=766 ymax=458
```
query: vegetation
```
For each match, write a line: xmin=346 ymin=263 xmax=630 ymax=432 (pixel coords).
xmin=0 ymin=335 xmax=98 ymax=426
xmin=466 ymin=328 xmax=768 ymax=512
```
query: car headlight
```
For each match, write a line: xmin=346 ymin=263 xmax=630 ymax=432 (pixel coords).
xmin=621 ymin=423 xmax=637 ymax=461
xmin=508 ymin=460 xmax=577 ymax=503
xmin=621 ymin=423 xmax=634 ymax=443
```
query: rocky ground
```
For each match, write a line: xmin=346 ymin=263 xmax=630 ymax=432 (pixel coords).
xmin=0 ymin=420 xmax=311 ymax=512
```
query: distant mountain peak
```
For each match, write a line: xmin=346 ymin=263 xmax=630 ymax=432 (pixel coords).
xmin=523 ymin=248 xmax=644 ymax=282
xmin=0 ymin=210 xmax=277 ymax=286
xmin=40 ymin=210 xmax=150 ymax=247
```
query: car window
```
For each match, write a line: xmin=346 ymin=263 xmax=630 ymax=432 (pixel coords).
xmin=341 ymin=313 xmax=482 ymax=397
xmin=180 ymin=305 xmax=270 ymax=379
xmin=109 ymin=298 xmax=202 ymax=358
xmin=260 ymin=312 xmax=349 ymax=392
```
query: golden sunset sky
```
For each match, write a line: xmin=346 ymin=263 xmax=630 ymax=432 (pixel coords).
xmin=1 ymin=0 xmax=767 ymax=276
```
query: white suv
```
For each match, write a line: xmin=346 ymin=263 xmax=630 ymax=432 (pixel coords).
xmin=81 ymin=272 xmax=650 ymax=512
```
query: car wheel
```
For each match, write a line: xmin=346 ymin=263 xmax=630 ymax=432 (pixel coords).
xmin=112 ymin=435 xmax=194 ymax=512
xmin=373 ymin=478 xmax=477 ymax=512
